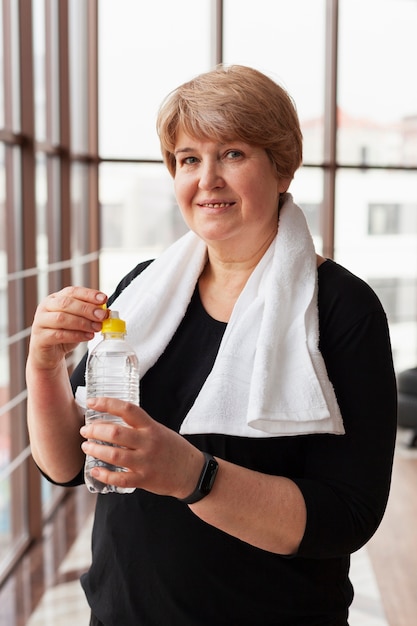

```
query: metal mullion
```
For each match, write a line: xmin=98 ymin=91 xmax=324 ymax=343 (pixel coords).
xmin=46 ymin=155 xmax=61 ymax=294
xmin=86 ymin=0 xmax=99 ymax=289
xmin=211 ymin=0 xmax=223 ymax=67
xmin=3 ymin=141 xmax=32 ymax=571
xmin=322 ymin=0 xmax=339 ymax=259
xmin=98 ymin=156 xmax=162 ymax=165
xmin=44 ymin=0 xmax=61 ymax=294
xmin=18 ymin=0 xmax=37 ymax=312
xmin=18 ymin=0 xmax=43 ymax=542
xmin=58 ymin=0 xmax=71 ymax=288
xmin=45 ymin=0 xmax=54 ymax=142
xmin=87 ymin=0 xmax=98 ymax=158
xmin=0 ymin=129 xmax=24 ymax=143
xmin=2 ymin=0 xmax=14 ymax=131
xmin=34 ymin=139 xmax=63 ymax=154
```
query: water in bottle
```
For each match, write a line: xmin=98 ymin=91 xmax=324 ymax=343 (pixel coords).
xmin=84 ymin=309 xmax=139 ymax=494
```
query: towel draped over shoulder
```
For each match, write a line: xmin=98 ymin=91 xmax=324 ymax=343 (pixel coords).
xmin=79 ymin=193 xmax=344 ymax=438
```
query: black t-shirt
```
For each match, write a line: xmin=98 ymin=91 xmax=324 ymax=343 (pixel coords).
xmin=66 ymin=259 xmax=397 ymax=625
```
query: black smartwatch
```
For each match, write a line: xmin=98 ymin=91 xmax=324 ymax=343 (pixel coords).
xmin=178 ymin=452 xmax=219 ymax=505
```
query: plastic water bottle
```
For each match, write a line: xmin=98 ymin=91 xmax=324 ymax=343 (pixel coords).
xmin=84 ymin=309 xmax=139 ymax=494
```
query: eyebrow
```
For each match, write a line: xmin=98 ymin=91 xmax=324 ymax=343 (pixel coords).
xmin=174 ymin=147 xmax=194 ymax=156
xmin=174 ymin=141 xmax=231 ymax=156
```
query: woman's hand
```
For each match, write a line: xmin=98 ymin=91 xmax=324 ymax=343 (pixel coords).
xmin=80 ymin=397 xmax=306 ymax=554
xmin=28 ymin=286 xmax=108 ymax=371
xmin=27 ymin=286 xmax=109 ymax=482
xmin=80 ymin=397 xmax=204 ymax=498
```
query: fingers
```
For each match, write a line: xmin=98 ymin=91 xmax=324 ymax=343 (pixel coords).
xmin=82 ymin=437 xmax=138 ymax=469
xmin=29 ymin=287 xmax=109 ymax=358
xmin=85 ymin=397 xmax=146 ymax=428
xmin=80 ymin=402 xmax=150 ymax=488
xmin=39 ymin=288 xmax=107 ymax=332
xmin=80 ymin=399 xmax=187 ymax=496
xmin=86 ymin=463 xmax=137 ymax=491
xmin=46 ymin=286 xmax=107 ymax=318
xmin=80 ymin=398 xmax=204 ymax=499
xmin=81 ymin=399 xmax=148 ymax=446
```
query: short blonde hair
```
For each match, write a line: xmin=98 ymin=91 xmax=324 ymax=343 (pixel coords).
xmin=156 ymin=65 xmax=303 ymax=180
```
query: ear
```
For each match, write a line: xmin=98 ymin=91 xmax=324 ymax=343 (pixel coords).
xmin=278 ymin=178 xmax=292 ymax=193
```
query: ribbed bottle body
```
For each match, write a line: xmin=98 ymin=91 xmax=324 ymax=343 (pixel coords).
xmin=84 ymin=335 xmax=139 ymax=494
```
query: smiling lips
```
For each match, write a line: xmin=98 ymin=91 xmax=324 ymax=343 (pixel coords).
xmin=199 ymin=202 xmax=235 ymax=209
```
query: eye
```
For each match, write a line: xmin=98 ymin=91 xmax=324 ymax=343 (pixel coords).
xmin=225 ymin=149 xmax=243 ymax=160
xmin=181 ymin=155 xmax=199 ymax=166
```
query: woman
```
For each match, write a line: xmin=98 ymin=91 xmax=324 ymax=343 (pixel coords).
xmin=26 ymin=65 xmax=397 ymax=625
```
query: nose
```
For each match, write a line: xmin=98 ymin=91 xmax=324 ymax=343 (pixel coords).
xmin=198 ymin=160 xmax=225 ymax=190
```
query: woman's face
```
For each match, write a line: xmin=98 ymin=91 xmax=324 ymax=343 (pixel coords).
xmin=173 ymin=129 xmax=289 ymax=258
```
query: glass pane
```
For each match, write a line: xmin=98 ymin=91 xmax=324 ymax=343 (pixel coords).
xmin=47 ymin=0 xmax=60 ymax=144
xmin=69 ymin=0 xmax=88 ymax=153
xmin=334 ymin=169 xmax=417 ymax=372
xmin=34 ymin=155 xmax=65 ymax=298
xmin=11 ymin=461 xmax=27 ymax=540
xmin=41 ymin=475 xmax=61 ymax=516
xmin=35 ymin=153 xmax=49 ymax=301
xmin=223 ymin=0 xmax=326 ymax=165
xmin=0 ymin=143 xmax=5 ymax=266
xmin=0 ymin=462 xmax=29 ymax=569
xmin=0 ymin=144 xmax=29 ymax=569
xmin=46 ymin=157 xmax=62 ymax=294
xmin=32 ymin=0 xmax=46 ymax=141
xmin=0 ymin=474 xmax=11 ymax=564
xmin=0 ymin=139 xmax=9 ymax=567
xmin=338 ymin=0 xmax=417 ymax=166
xmin=0 ymin=382 xmax=11 ymax=561
xmin=98 ymin=0 xmax=212 ymax=159
xmin=0 ymin=142 xmax=9 ymax=482
xmin=32 ymin=0 xmax=60 ymax=144
xmin=9 ymin=0 xmax=21 ymax=132
xmin=290 ymin=166 xmax=324 ymax=255
xmin=99 ymin=162 xmax=185 ymax=296
xmin=6 ymin=148 xmax=22 ymax=276
xmin=0 ymin=0 xmax=4 ymax=128
xmin=71 ymin=162 xmax=90 ymax=286
xmin=0 ymin=0 xmax=21 ymax=131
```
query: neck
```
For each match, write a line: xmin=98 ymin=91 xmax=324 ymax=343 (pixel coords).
xmin=207 ymin=225 xmax=276 ymax=273
xmin=198 ymin=232 xmax=276 ymax=322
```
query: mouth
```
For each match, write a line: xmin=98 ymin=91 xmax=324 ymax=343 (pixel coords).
xmin=198 ymin=202 xmax=235 ymax=209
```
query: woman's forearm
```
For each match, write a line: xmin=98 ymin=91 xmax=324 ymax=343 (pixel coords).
xmin=26 ymin=356 xmax=85 ymax=483
xmin=190 ymin=458 xmax=307 ymax=555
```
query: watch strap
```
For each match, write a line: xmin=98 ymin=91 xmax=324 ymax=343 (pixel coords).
xmin=178 ymin=452 xmax=219 ymax=505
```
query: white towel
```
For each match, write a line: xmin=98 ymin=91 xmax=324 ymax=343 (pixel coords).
xmin=83 ymin=194 xmax=344 ymax=438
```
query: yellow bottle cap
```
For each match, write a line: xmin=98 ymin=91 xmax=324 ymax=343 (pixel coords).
xmin=101 ymin=310 xmax=126 ymax=334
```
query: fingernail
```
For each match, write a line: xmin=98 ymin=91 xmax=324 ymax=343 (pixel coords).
xmin=96 ymin=293 xmax=107 ymax=303
xmin=93 ymin=308 xmax=106 ymax=320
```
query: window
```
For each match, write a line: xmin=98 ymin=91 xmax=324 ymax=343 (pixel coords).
xmin=0 ymin=0 xmax=99 ymax=583
xmin=98 ymin=0 xmax=212 ymax=160
xmin=338 ymin=0 xmax=417 ymax=168
xmin=97 ymin=0 xmax=417 ymax=375
xmin=1 ymin=0 xmax=417 ymax=584
xmin=223 ymin=0 xmax=326 ymax=165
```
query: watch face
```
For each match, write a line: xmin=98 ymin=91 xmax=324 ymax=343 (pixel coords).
xmin=180 ymin=452 xmax=219 ymax=504
xmin=200 ymin=458 xmax=219 ymax=494
xmin=179 ymin=453 xmax=218 ymax=504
